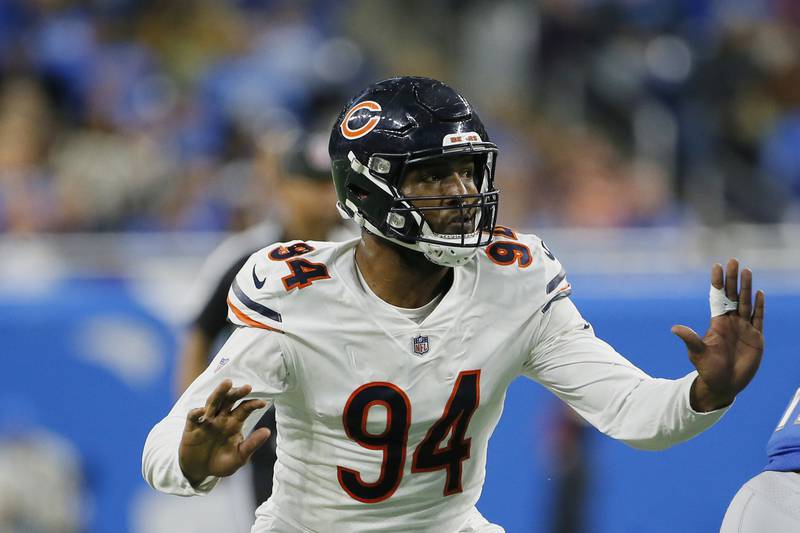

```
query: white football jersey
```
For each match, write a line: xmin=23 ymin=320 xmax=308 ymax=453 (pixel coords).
xmin=143 ymin=229 xmax=728 ymax=532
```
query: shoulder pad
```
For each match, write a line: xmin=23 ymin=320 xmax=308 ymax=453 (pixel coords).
xmin=227 ymin=244 xmax=287 ymax=333
xmin=227 ymin=240 xmax=337 ymax=332
xmin=482 ymin=226 xmax=572 ymax=312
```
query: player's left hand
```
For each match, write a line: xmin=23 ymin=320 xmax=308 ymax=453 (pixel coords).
xmin=671 ymin=259 xmax=765 ymax=412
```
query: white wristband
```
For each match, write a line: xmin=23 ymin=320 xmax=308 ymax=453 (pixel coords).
xmin=709 ymin=285 xmax=738 ymax=317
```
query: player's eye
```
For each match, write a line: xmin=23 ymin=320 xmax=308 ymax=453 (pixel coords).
xmin=421 ymin=173 xmax=443 ymax=183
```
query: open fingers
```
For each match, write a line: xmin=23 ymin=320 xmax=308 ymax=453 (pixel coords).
xmin=738 ymin=268 xmax=752 ymax=319
xmin=225 ymin=383 xmax=252 ymax=402
xmin=711 ymin=263 xmax=723 ymax=290
xmin=185 ymin=407 xmax=207 ymax=430
xmin=205 ymin=381 xmax=255 ymax=418
xmin=231 ymin=399 xmax=267 ymax=423
xmin=238 ymin=427 xmax=271 ymax=461
xmin=211 ymin=384 xmax=254 ymax=420
xmin=222 ymin=384 xmax=253 ymax=414
xmin=204 ymin=379 xmax=233 ymax=417
xmin=671 ymin=324 xmax=706 ymax=358
xmin=752 ymin=290 xmax=765 ymax=332
xmin=725 ymin=258 xmax=739 ymax=302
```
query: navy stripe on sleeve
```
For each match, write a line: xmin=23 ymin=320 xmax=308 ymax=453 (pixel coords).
xmin=542 ymin=288 xmax=572 ymax=313
xmin=546 ymin=269 xmax=567 ymax=294
xmin=231 ymin=279 xmax=283 ymax=323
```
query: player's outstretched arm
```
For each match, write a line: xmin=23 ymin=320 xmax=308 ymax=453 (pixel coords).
xmin=672 ymin=259 xmax=765 ymax=412
xmin=179 ymin=379 xmax=271 ymax=486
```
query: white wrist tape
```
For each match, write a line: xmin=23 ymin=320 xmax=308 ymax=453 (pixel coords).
xmin=709 ymin=285 xmax=738 ymax=317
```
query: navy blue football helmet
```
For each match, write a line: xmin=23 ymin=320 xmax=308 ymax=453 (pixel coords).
xmin=329 ymin=76 xmax=499 ymax=266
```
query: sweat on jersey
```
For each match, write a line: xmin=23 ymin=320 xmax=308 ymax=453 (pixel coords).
xmin=765 ymin=387 xmax=800 ymax=472
xmin=143 ymin=231 xmax=729 ymax=533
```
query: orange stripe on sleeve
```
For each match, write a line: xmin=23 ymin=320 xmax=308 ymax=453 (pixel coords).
xmin=227 ymin=296 xmax=284 ymax=333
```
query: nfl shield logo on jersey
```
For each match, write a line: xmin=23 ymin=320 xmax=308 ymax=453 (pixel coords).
xmin=412 ymin=335 xmax=430 ymax=356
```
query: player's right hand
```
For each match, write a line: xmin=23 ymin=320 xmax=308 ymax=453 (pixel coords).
xmin=178 ymin=379 xmax=270 ymax=487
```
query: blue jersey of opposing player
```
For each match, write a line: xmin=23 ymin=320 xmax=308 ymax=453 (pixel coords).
xmin=765 ymin=387 xmax=800 ymax=472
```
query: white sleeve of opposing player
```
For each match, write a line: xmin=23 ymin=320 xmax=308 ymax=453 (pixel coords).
xmin=522 ymin=298 xmax=729 ymax=450
xmin=142 ymin=327 xmax=293 ymax=496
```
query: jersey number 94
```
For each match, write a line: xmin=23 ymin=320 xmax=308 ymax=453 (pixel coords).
xmin=337 ymin=370 xmax=481 ymax=503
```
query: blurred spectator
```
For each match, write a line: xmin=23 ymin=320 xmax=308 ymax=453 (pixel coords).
xmin=0 ymin=0 xmax=797 ymax=232
xmin=760 ymin=112 xmax=800 ymax=199
xmin=0 ymin=397 xmax=84 ymax=533
xmin=0 ymin=431 xmax=84 ymax=533
xmin=0 ymin=76 xmax=58 ymax=233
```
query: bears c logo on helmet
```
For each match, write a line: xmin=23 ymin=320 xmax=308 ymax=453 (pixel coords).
xmin=341 ymin=100 xmax=382 ymax=140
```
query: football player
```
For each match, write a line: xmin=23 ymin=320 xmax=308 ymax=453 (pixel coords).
xmin=720 ymin=387 xmax=800 ymax=532
xmin=143 ymin=77 xmax=765 ymax=532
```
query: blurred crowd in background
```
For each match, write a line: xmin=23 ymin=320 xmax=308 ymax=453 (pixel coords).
xmin=0 ymin=0 xmax=799 ymax=236
xmin=2 ymin=2 xmax=799 ymax=533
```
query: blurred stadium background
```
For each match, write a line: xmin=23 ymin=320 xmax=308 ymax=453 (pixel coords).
xmin=1 ymin=1 xmax=799 ymax=532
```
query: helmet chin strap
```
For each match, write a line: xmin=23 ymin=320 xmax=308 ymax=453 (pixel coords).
xmin=418 ymin=239 xmax=478 ymax=267
xmin=408 ymin=207 xmax=482 ymax=267
xmin=416 ymin=220 xmax=480 ymax=267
